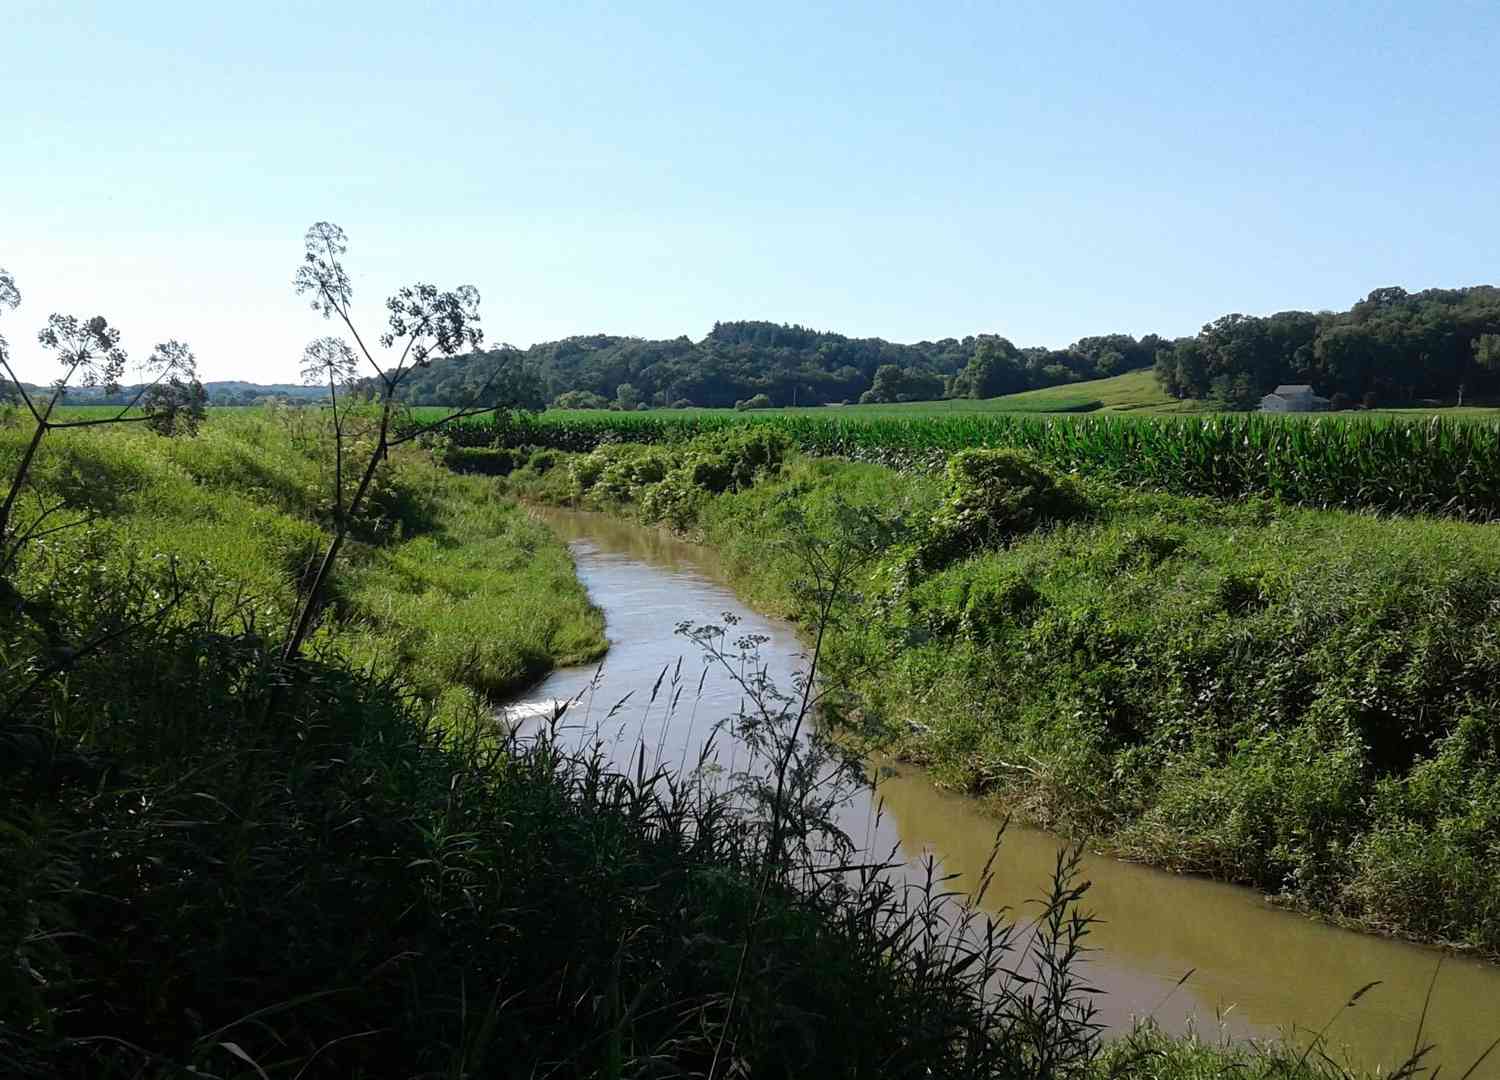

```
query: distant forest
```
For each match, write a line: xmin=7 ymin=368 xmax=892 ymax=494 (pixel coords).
xmin=27 ymin=285 xmax=1500 ymax=412
xmin=27 ymin=381 xmax=325 ymax=407
xmin=388 ymin=285 xmax=1500 ymax=411
xmin=391 ymin=322 xmax=1168 ymax=410
xmin=1154 ymin=286 xmax=1500 ymax=408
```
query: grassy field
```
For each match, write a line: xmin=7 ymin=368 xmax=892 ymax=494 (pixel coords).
xmin=532 ymin=369 xmax=1187 ymax=420
xmin=502 ymin=434 xmax=1500 ymax=963
xmin=534 ymin=368 xmax=1500 ymax=422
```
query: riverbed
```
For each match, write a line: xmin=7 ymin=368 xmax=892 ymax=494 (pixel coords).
xmin=508 ymin=507 xmax=1500 ymax=1072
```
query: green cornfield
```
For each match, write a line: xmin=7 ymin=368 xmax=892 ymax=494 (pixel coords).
xmin=430 ymin=409 xmax=1500 ymax=520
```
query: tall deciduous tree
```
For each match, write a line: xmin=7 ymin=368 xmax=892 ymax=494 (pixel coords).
xmin=951 ymin=336 xmax=1025 ymax=399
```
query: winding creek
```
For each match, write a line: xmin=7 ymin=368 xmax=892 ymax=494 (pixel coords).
xmin=510 ymin=507 xmax=1500 ymax=1073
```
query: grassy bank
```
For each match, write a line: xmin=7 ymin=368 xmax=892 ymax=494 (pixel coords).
xmin=3 ymin=410 xmax=1193 ymax=1079
xmin=502 ymin=434 xmax=1500 ymax=961
xmin=2 ymin=410 xmax=1467 ymax=1077
xmin=5 ymin=408 xmax=607 ymax=713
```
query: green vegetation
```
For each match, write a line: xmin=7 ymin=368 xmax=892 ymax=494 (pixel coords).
xmin=0 ymin=403 xmax=1461 ymax=1077
xmin=386 ymin=283 xmax=1500 ymax=414
xmin=533 ymin=368 xmax=1189 ymax=419
xmin=984 ymin=369 xmax=1193 ymax=414
xmin=5 ymin=228 xmax=1481 ymax=1074
xmin=3 ymin=411 xmax=1124 ymax=1078
xmin=442 ymin=405 xmax=1500 ymax=521
xmin=1155 ymin=286 xmax=1500 ymax=409
xmin=388 ymin=320 xmax=1170 ymax=409
xmin=505 ymin=440 xmax=1500 ymax=959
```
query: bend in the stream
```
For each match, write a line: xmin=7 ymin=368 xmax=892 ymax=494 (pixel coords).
xmin=508 ymin=506 xmax=1500 ymax=1074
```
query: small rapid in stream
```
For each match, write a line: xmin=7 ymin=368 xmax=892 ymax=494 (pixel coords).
xmin=505 ymin=507 xmax=1500 ymax=1073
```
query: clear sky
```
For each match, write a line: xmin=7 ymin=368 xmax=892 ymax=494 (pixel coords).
xmin=4 ymin=0 xmax=1498 ymax=383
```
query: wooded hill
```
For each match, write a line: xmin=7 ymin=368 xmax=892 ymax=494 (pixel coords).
xmin=387 ymin=321 xmax=1167 ymax=409
xmin=28 ymin=285 xmax=1496 ymax=413
xmin=1154 ymin=285 xmax=1500 ymax=408
xmin=388 ymin=284 xmax=1500 ymax=411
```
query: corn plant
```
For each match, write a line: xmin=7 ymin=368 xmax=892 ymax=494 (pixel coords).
xmin=428 ymin=408 xmax=1500 ymax=520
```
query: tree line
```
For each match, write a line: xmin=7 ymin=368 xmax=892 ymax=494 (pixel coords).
xmin=385 ymin=321 xmax=1168 ymax=409
xmin=1154 ymin=286 xmax=1500 ymax=408
xmin=37 ymin=283 xmax=1482 ymax=414
xmin=392 ymin=284 xmax=1500 ymax=412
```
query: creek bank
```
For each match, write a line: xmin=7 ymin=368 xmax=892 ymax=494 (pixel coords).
xmin=11 ymin=413 xmax=1066 ymax=1078
xmin=496 ymin=436 xmax=1500 ymax=961
xmin=517 ymin=504 xmax=1500 ymax=1075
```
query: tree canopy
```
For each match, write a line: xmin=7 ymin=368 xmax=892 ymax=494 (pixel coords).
xmin=390 ymin=320 xmax=1168 ymax=409
xmin=1154 ymin=286 xmax=1500 ymax=406
xmin=361 ymin=284 xmax=1500 ymax=411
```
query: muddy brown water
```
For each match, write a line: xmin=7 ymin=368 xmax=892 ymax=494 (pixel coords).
xmin=510 ymin=507 xmax=1500 ymax=1073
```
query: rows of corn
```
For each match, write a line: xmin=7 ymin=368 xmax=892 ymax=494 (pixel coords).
xmin=432 ymin=410 xmax=1500 ymax=520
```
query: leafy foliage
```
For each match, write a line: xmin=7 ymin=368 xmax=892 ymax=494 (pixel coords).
xmin=924 ymin=448 xmax=1087 ymax=564
xmin=1155 ymin=286 xmax=1500 ymax=405
xmin=390 ymin=320 xmax=1169 ymax=409
xmin=438 ymin=407 xmax=1500 ymax=521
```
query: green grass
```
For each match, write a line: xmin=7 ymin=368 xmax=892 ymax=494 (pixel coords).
xmin=0 ymin=411 xmax=1459 ymax=1077
xmin=445 ymin=369 xmax=1187 ymax=422
xmin=519 ymin=369 xmax=1500 ymax=422
xmin=506 ymin=439 xmax=1500 ymax=959
xmin=0 ymin=411 xmax=1129 ymax=1078
xmin=1 ymin=410 xmax=606 ymax=716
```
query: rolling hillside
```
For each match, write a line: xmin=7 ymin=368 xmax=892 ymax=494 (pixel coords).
xmin=588 ymin=369 xmax=1196 ymax=420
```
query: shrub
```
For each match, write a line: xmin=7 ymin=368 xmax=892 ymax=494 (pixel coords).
xmin=570 ymin=444 xmax=674 ymax=504
xmin=639 ymin=467 xmax=706 ymax=529
xmin=592 ymin=450 xmax=671 ymax=504
xmin=568 ymin=446 xmax=615 ymax=495
xmin=924 ymin=449 xmax=1084 ymax=564
xmin=676 ymin=427 xmax=791 ymax=496
xmin=527 ymin=448 xmax=560 ymax=474
xmin=443 ymin=446 xmax=522 ymax=475
xmin=552 ymin=389 xmax=610 ymax=409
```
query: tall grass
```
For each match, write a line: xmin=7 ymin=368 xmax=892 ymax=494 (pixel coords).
xmin=0 ymin=410 xmax=1111 ymax=1078
xmin=437 ymin=409 xmax=1500 ymax=520
xmin=504 ymin=437 xmax=1500 ymax=960
xmin=0 ymin=412 xmax=1464 ymax=1078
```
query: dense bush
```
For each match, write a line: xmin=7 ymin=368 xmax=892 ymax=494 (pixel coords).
xmin=1 ymin=414 xmax=1136 ymax=1079
xmin=441 ymin=444 xmax=524 ymax=474
xmin=671 ymin=454 xmax=1500 ymax=956
xmin=429 ymin=408 xmax=1500 ymax=522
xmin=923 ymin=448 xmax=1087 ymax=565
xmin=557 ymin=426 xmax=791 ymax=515
xmin=735 ymin=392 xmax=774 ymax=411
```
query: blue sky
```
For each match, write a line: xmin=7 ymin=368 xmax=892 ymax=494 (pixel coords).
xmin=4 ymin=0 xmax=1498 ymax=382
